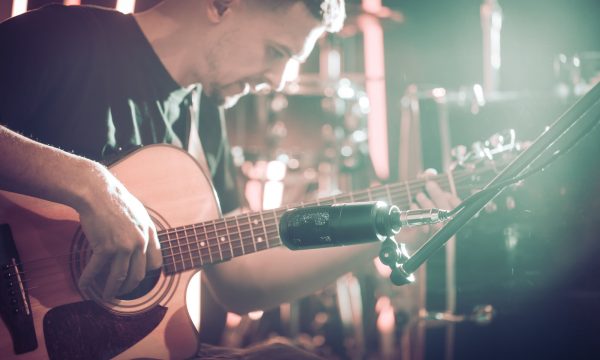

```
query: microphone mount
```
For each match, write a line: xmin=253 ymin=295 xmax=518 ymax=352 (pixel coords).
xmin=387 ymin=82 xmax=600 ymax=286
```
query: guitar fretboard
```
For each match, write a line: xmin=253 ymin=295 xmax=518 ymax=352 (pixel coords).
xmin=157 ymin=168 xmax=481 ymax=275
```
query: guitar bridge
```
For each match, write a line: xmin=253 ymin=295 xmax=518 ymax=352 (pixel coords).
xmin=0 ymin=224 xmax=38 ymax=354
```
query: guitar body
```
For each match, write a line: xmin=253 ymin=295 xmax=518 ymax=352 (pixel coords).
xmin=0 ymin=145 xmax=221 ymax=359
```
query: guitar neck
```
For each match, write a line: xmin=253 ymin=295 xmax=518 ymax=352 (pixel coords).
xmin=157 ymin=170 xmax=472 ymax=274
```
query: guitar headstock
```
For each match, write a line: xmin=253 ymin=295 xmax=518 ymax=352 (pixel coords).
xmin=451 ymin=129 xmax=522 ymax=170
xmin=449 ymin=129 xmax=527 ymax=213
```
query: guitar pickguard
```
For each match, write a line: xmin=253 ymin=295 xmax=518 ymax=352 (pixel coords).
xmin=43 ymin=301 xmax=166 ymax=360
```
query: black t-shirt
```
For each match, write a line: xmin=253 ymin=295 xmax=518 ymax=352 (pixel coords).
xmin=0 ymin=4 xmax=240 ymax=213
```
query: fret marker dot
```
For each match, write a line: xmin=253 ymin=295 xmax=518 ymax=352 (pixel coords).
xmin=200 ymin=241 xmax=206 ymax=247
xmin=257 ymin=237 xmax=263 ymax=243
xmin=220 ymin=237 xmax=226 ymax=242
xmin=253 ymin=220 xmax=259 ymax=225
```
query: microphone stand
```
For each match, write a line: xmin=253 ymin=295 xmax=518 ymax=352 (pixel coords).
xmin=385 ymin=82 xmax=600 ymax=286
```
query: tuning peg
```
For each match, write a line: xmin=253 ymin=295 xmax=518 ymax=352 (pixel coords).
xmin=451 ymin=144 xmax=468 ymax=164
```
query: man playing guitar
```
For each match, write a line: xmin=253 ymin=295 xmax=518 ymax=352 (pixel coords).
xmin=0 ymin=1 xmax=458 ymax=358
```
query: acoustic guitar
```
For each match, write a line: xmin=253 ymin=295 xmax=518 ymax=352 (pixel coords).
xmin=0 ymin=143 xmax=511 ymax=359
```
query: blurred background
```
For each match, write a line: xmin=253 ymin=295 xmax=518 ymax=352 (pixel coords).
xmin=3 ymin=0 xmax=600 ymax=359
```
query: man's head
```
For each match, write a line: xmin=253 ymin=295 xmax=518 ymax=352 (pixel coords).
xmin=242 ymin=0 xmax=346 ymax=33
xmin=199 ymin=0 xmax=346 ymax=108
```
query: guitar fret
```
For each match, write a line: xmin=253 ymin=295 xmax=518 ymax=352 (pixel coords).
xmin=221 ymin=219 xmax=235 ymax=259
xmin=175 ymin=228 xmax=188 ymax=273
xmin=195 ymin=222 xmax=212 ymax=265
xmin=246 ymin=214 xmax=257 ymax=252
xmin=183 ymin=226 xmax=197 ymax=270
xmin=265 ymin=210 xmax=281 ymax=247
xmin=258 ymin=211 xmax=270 ymax=249
xmin=235 ymin=216 xmax=249 ymax=255
xmin=213 ymin=220 xmax=231 ymax=261
xmin=249 ymin=213 xmax=266 ymax=251
xmin=204 ymin=222 xmax=221 ymax=263
xmin=336 ymin=194 xmax=351 ymax=203
xmin=354 ymin=190 xmax=370 ymax=202
xmin=208 ymin=220 xmax=223 ymax=261
xmin=238 ymin=214 xmax=256 ymax=254
xmin=159 ymin=232 xmax=176 ymax=274
xmin=191 ymin=225 xmax=203 ymax=267
xmin=371 ymin=187 xmax=387 ymax=203
xmin=227 ymin=217 xmax=244 ymax=257
xmin=172 ymin=229 xmax=184 ymax=273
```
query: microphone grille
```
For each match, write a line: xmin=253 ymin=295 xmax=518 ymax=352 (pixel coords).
xmin=279 ymin=206 xmax=334 ymax=249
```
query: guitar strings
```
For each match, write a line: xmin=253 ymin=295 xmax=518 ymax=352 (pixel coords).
xmin=155 ymin=169 xmax=481 ymax=239
xmin=12 ymin=172 xmax=476 ymax=288
xmin=12 ymin=172 xmax=474 ymax=279
xmin=16 ymin=170 xmax=469 ymax=266
xmin=11 ymin=172 xmax=476 ymax=284
xmin=15 ymin=178 xmax=482 ymax=291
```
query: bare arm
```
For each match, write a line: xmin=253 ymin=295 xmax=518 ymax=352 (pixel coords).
xmin=0 ymin=125 xmax=161 ymax=299
xmin=204 ymin=180 xmax=460 ymax=314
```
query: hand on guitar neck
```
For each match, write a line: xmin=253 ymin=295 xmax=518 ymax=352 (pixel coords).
xmin=406 ymin=169 xmax=462 ymax=237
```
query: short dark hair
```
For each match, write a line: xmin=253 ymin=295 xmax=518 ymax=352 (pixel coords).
xmin=252 ymin=0 xmax=346 ymax=33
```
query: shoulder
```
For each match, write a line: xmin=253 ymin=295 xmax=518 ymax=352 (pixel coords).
xmin=1 ymin=4 xmax=129 ymax=46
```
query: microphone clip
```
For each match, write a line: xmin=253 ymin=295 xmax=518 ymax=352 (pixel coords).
xmin=378 ymin=237 xmax=415 ymax=286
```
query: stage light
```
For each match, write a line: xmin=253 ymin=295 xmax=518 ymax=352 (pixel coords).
xmin=248 ymin=310 xmax=264 ymax=320
xmin=11 ymin=0 xmax=27 ymax=17
xmin=361 ymin=0 xmax=389 ymax=181
xmin=115 ymin=0 xmax=136 ymax=14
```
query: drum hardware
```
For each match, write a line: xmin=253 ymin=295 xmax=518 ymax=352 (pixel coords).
xmin=392 ymin=82 xmax=600 ymax=359
xmin=397 ymin=82 xmax=534 ymax=359
xmin=227 ymin=75 xmax=376 ymax=358
xmin=421 ymin=304 xmax=496 ymax=326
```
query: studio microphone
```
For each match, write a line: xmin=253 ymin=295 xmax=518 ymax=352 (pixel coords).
xmin=279 ymin=201 xmax=450 ymax=250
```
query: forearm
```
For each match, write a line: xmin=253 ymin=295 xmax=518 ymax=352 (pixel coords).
xmin=204 ymin=180 xmax=461 ymax=314
xmin=0 ymin=125 xmax=104 ymax=210
xmin=203 ymin=241 xmax=380 ymax=314
xmin=0 ymin=125 xmax=162 ymax=298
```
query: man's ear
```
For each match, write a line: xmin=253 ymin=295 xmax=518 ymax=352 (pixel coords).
xmin=206 ymin=0 xmax=236 ymax=22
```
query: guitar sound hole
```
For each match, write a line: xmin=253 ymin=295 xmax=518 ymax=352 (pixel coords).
xmin=116 ymin=269 xmax=162 ymax=300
